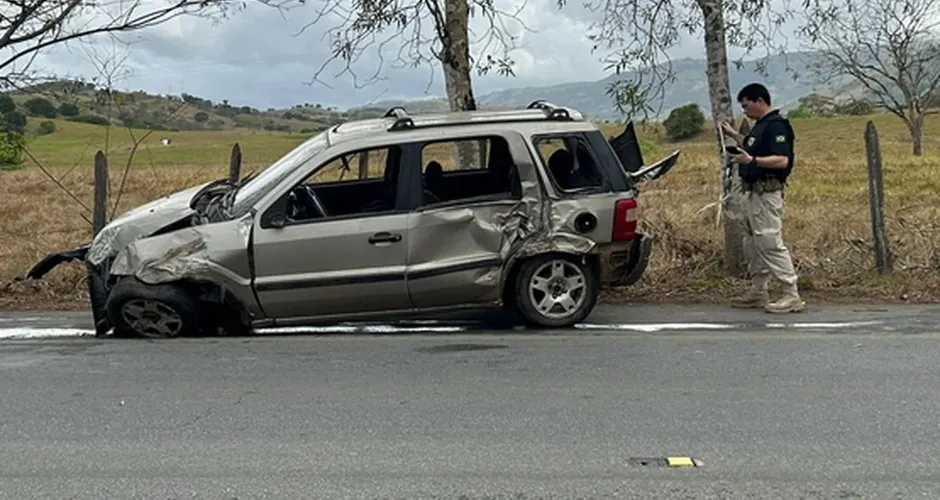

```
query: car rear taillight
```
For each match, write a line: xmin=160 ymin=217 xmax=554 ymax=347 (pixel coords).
xmin=612 ymin=198 xmax=638 ymax=241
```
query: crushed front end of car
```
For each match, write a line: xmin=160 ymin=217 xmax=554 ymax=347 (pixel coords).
xmin=26 ymin=178 xmax=242 ymax=336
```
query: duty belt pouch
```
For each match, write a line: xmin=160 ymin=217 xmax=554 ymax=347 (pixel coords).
xmin=754 ymin=178 xmax=783 ymax=194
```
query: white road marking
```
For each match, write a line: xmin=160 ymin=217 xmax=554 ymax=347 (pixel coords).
xmin=576 ymin=323 xmax=736 ymax=332
xmin=258 ymin=325 xmax=468 ymax=334
xmin=767 ymin=321 xmax=882 ymax=328
xmin=0 ymin=328 xmax=96 ymax=339
xmin=0 ymin=319 xmax=890 ymax=340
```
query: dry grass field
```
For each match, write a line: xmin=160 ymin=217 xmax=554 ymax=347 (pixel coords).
xmin=0 ymin=111 xmax=937 ymax=310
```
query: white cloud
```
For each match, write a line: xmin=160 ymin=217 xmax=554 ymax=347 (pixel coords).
xmin=20 ymin=0 xmax=803 ymax=110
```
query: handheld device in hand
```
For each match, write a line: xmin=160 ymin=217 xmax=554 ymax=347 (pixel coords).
xmin=724 ymin=145 xmax=744 ymax=155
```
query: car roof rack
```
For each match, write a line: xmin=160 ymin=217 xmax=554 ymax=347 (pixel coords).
xmin=525 ymin=100 xmax=574 ymax=120
xmin=384 ymin=106 xmax=415 ymax=131
xmin=383 ymin=101 xmax=582 ymax=132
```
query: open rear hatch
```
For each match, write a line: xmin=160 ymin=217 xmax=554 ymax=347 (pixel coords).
xmin=608 ymin=121 xmax=681 ymax=183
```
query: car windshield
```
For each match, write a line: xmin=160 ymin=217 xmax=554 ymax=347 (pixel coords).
xmin=229 ymin=131 xmax=329 ymax=217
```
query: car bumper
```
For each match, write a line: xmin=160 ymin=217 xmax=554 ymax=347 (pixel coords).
xmin=597 ymin=232 xmax=653 ymax=287
xmin=25 ymin=245 xmax=90 ymax=280
xmin=27 ymin=245 xmax=113 ymax=336
xmin=86 ymin=262 xmax=112 ymax=336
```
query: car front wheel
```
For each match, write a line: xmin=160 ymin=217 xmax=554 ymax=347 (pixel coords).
xmin=105 ymin=278 xmax=200 ymax=339
xmin=513 ymin=254 xmax=598 ymax=328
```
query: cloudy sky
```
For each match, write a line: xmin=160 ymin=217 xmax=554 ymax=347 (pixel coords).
xmin=23 ymin=0 xmax=801 ymax=111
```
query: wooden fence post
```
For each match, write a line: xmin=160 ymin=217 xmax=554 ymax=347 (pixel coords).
xmin=864 ymin=121 xmax=893 ymax=273
xmin=93 ymin=150 xmax=108 ymax=236
xmin=229 ymin=143 xmax=241 ymax=184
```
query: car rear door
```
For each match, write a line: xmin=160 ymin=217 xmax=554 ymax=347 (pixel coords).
xmin=403 ymin=131 xmax=530 ymax=309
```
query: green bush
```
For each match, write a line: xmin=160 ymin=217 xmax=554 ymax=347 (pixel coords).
xmin=2 ymin=110 xmax=26 ymax=133
xmin=24 ymin=97 xmax=57 ymax=119
xmin=663 ymin=103 xmax=705 ymax=141
xmin=37 ymin=120 xmax=56 ymax=135
xmin=58 ymin=102 xmax=80 ymax=116
xmin=0 ymin=94 xmax=15 ymax=114
xmin=787 ymin=107 xmax=813 ymax=119
xmin=0 ymin=132 xmax=26 ymax=169
xmin=67 ymin=114 xmax=111 ymax=126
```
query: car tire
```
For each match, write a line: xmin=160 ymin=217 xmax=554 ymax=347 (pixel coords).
xmin=512 ymin=253 xmax=598 ymax=328
xmin=105 ymin=278 xmax=201 ymax=339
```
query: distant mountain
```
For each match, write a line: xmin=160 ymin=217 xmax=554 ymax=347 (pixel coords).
xmin=5 ymin=51 xmax=864 ymax=135
xmin=357 ymin=51 xmax=854 ymax=120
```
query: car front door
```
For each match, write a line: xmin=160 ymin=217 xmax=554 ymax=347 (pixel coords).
xmin=250 ymin=143 xmax=415 ymax=322
xmin=403 ymin=131 xmax=531 ymax=309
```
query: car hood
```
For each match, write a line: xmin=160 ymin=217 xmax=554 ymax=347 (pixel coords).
xmin=86 ymin=182 xmax=212 ymax=267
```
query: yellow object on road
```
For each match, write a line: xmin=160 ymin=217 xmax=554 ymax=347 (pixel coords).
xmin=666 ymin=457 xmax=695 ymax=467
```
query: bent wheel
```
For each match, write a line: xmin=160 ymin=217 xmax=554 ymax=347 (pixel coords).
xmin=513 ymin=254 xmax=598 ymax=328
xmin=105 ymin=279 xmax=200 ymax=339
xmin=121 ymin=299 xmax=184 ymax=338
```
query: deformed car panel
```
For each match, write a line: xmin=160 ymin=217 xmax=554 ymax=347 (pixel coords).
xmin=403 ymin=129 xmax=602 ymax=310
xmin=86 ymin=182 xmax=211 ymax=268
xmin=108 ymin=215 xmax=258 ymax=315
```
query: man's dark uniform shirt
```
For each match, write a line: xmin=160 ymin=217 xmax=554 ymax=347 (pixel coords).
xmin=739 ymin=109 xmax=796 ymax=186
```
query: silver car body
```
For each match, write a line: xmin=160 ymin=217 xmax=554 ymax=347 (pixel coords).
xmin=28 ymin=103 xmax=679 ymax=336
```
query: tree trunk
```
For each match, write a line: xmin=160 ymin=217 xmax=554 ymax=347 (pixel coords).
xmin=908 ymin=114 xmax=924 ymax=156
xmin=698 ymin=0 xmax=747 ymax=276
xmin=441 ymin=0 xmax=484 ymax=169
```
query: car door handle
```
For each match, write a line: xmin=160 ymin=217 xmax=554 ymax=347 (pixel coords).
xmin=368 ymin=232 xmax=402 ymax=244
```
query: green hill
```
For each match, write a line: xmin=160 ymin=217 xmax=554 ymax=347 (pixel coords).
xmin=7 ymin=79 xmax=389 ymax=135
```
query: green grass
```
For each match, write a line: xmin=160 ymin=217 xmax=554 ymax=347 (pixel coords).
xmin=23 ymin=118 xmax=312 ymax=171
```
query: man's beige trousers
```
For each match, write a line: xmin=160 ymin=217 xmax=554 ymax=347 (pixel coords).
xmin=741 ymin=189 xmax=799 ymax=294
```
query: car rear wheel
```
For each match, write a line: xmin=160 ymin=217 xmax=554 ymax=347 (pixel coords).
xmin=513 ymin=254 xmax=598 ymax=328
xmin=105 ymin=278 xmax=200 ymax=339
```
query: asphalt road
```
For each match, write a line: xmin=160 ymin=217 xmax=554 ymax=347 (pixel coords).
xmin=2 ymin=304 xmax=940 ymax=499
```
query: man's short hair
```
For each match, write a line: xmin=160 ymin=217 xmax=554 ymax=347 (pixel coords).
xmin=737 ymin=83 xmax=771 ymax=106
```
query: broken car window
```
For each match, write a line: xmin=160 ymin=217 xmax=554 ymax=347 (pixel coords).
xmin=287 ymin=144 xmax=403 ymax=221
xmin=418 ymin=135 xmax=519 ymax=206
xmin=230 ymin=131 xmax=329 ymax=217
xmin=532 ymin=134 xmax=607 ymax=192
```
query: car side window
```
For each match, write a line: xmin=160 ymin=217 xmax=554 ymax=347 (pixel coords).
xmin=533 ymin=134 xmax=607 ymax=192
xmin=287 ymin=144 xmax=403 ymax=222
xmin=417 ymin=135 xmax=521 ymax=207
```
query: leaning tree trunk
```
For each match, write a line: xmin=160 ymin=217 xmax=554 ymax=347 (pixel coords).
xmin=441 ymin=0 xmax=485 ymax=169
xmin=698 ymin=0 xmax=747 ymax=276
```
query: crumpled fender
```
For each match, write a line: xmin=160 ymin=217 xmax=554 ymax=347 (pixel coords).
xmin=110 ymin=214 xmax=253 ymax=286
xmin=107 ymin=214 xmax=260 ymax=317
xmin=488 ymin=176 xmax=600 ymax=296
xmin=110 ymin=229 xmax=213 ymax=284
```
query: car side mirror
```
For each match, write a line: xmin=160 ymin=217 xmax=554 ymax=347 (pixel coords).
xmin=268 ymin=213 xmax=287 ymax=228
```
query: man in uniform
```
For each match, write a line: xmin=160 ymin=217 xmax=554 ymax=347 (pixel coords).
xmin=720 ymin=83 xmax=803 ymax=314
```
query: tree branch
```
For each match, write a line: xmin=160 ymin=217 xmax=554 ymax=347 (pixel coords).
xmin=0 ymin=0 xmax=300 ymax=87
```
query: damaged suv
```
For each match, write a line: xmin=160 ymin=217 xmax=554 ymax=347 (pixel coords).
xmin=28 ymin=101 xmax=679 ymax=338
